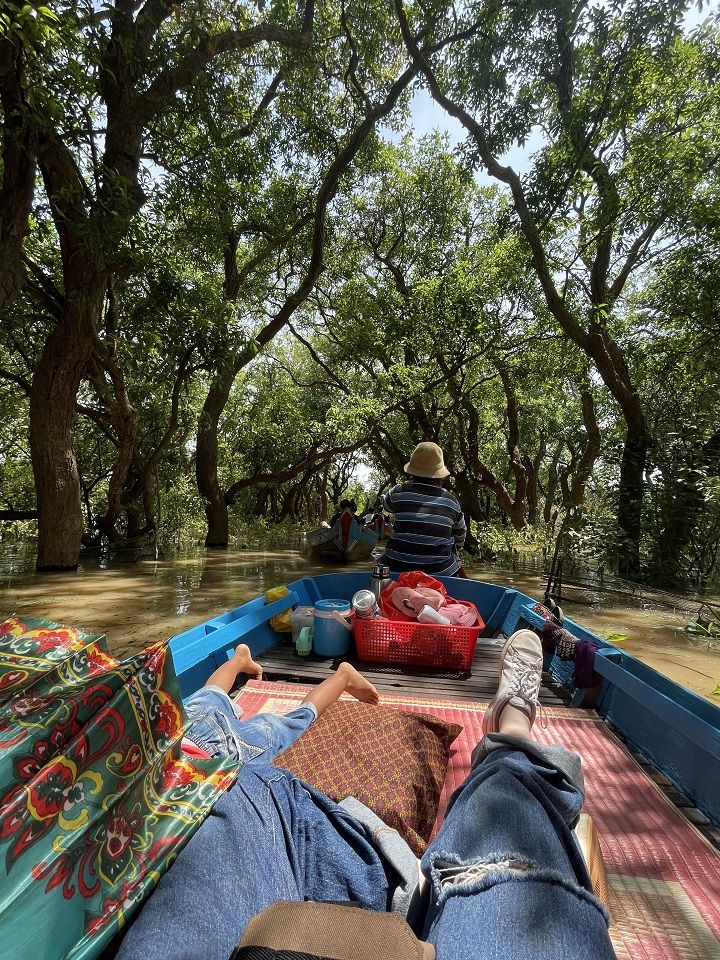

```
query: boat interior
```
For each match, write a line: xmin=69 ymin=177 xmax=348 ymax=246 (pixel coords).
xmin=169 ymin=571 xmax=720 ymax=960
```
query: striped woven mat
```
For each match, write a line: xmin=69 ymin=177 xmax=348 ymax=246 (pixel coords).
xmin=237 ymin=679 xmax=720 ymax=960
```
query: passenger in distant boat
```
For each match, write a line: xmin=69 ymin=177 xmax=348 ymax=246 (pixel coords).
xmin=329 ymin=498 xmax=362 ymax=529
xmin=383 ymin=442 xmax=467 ymax=577
xmin=364 ymin=501 xmax=389 ymax=537
xmin=181 ymin=643 xmax=379 ymax=763
xmin=117 ymin=631 xmax=615 ymax=960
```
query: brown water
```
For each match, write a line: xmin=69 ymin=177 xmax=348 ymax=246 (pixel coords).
xmin=2 ymin=542 xmax=719 ymax=704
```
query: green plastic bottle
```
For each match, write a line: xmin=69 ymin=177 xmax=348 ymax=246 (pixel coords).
xmin=296 ymin=626 xmax=313 ymax=656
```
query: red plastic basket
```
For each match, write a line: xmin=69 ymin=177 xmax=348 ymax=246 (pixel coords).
xmin=354 ymin=604 xmax=482 ymax=670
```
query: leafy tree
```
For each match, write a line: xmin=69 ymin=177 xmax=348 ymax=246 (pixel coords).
xmin=636 ymin=177 xmax=720 ymax=585
xmin=286 ymin=138 xmax=605 ymax=544
xmin=395 ymin=0 xmax=720 ymax=577
xmin=1 ymin=0 xmax=318 ymax=568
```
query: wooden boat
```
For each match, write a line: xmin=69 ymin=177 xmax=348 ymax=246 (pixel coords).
xmin=7 ymin=574 xmax=719 ymax=960
xmin=306 ymin=518 xmax=378 ymax=562
xmin=170 ymin=570 xmax=720 ymax=831
xmin=170 ymin=573 xmax=720 ymax=959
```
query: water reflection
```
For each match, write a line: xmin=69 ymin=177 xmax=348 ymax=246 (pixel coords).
xmin=1 ymin=542 xmax=719 ymax=703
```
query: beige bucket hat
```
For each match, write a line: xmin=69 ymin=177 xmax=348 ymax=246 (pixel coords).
xmin=404 ymin=441 xmax=450 ymax=478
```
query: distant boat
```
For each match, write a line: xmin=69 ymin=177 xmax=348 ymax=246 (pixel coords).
xmin=306 ymin=517 xmax=378 ymax=563
xmin=363 ymin=514 xmax=393 ymax=540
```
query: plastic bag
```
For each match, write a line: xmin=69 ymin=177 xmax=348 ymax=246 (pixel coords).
xmin=266 ymin=585 xmax=293 ymax=633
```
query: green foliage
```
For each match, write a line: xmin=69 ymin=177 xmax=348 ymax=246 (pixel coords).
xmin=3 ymin=0 xmax=720 ymax=594
xmin=158 ymin=474 xmax=208 ymax=544
xmin=0 ymin=387 xmax=34 ymax=511
xmin=0 ymin=3 xmax=58 ymax=48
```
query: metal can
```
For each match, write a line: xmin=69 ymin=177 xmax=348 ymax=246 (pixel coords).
xmin=352 ymin=589 xmax=378 ymax=618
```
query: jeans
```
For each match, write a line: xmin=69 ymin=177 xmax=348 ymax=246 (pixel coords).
xmin=183 ymin=686 xmax=316 ymax=763
xmin=420 ymin=734 xmax=615 ymax=959
xmin=118 ymin=734 xmax=615 ymax=960
xmin=116 ymin=766 xmax=390 ymax=960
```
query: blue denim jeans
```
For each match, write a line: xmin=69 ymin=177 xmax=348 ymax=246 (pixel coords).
xmin=116 ymin=765 xmax=391 ymax=960
xmin=419 ymin=734 xmax=615 ymax=959
xmin=118 ymin=734 xmax=614 ymax=960
xmin=183 ymin=686 xmax=316 ymax=762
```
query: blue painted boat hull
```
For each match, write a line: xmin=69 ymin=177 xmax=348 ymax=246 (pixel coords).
xmin=169 ymin=572 xmax=720 ymax=826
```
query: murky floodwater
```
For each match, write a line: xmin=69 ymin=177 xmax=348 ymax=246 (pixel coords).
xmin=1 ymin=540 xmax=719 ymax=704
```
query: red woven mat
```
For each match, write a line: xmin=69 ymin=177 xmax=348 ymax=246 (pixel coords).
xmin=236 ymin=680 xmax=720 ymax=960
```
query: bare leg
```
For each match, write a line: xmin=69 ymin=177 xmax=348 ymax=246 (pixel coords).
xmin=203 ymin=644 xmax=263 ymax=694
xmin=302 ymin=661 xmax=379 ymax=718
xmin=497 ymin=703 xmax=534 ymax=740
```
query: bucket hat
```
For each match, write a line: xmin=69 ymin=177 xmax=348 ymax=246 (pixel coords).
xmin=404 ymin=442 xmax=450 ymax=478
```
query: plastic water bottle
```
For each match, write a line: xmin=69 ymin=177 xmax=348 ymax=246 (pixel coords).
xmin=417 ymin=605 xmax=451 ymax=625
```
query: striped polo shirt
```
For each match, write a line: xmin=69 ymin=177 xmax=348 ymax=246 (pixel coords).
xmin=383 ymin=480 xmax=466 ymax=576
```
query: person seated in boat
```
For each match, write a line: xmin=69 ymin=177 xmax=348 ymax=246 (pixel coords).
xmin=117 ymin=630 xmax=614 ymax=960
xmin=383 ymin=442 xmax=468 ymax=577
xmin=364 ymin=501 xmax=388 ymax=536
xmin=329 ymin=499 xmax=362 ymax=528
xmin=350 ymin=499 xmax=365 ymax=525
xmin=181 ymin=643 xmax=379 ymax=763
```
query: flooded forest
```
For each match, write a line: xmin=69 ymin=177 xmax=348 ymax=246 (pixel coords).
xmin=2 ymin=2 xmax=720 ymax=704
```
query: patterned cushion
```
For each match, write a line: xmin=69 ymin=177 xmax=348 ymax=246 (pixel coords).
xmin=271 ymin=701 xmax=462 ymax=856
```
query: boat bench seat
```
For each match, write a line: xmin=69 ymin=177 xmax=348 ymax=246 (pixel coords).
xmin=171 ymin=591 xmax=300 ymax=696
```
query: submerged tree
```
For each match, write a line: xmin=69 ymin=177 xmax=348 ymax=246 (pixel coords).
xmin=1 ymin=0 xmax=317 ymax=568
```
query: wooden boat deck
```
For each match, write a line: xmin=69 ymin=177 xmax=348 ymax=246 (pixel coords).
xmin=252 ymin=633 xmax=572 ymax=706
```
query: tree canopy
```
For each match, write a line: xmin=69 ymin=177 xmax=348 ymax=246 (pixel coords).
xmin=2 ymin=0 xmax=720 ymax=588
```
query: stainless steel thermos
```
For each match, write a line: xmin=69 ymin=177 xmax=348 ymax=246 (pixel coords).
xmin=352 ymin=589 xmax=378 ymax=618
xmin=369 ymin=563 xmax=392 ymax=601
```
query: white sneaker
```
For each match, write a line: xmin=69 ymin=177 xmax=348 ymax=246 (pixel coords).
xmin=483 ymin=630 xmax=543 ymax=735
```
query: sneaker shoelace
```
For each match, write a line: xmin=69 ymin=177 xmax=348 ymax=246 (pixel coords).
xmin=506 ymin=650 xmax=547 ymax=728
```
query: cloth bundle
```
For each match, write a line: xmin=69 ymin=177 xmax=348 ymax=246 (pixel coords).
xmin=540 ymin=620 xmax=601 ymax=688
xmin=379 ymin=572 xmax=480 ymax=628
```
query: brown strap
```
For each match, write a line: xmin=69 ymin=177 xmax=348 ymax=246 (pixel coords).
xmin=236 ymin=901 xmax=435 ymax=960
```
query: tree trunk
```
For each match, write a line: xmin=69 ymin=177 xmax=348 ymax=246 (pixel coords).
xmin=86 ymin=344 xmax=138 ymax=541
xmin=543 ymin=442 xmax=564 ymax=524
xmin=0 ymin=33 xmax=35 ymax=311
xmin=29 ymin=300 xmax=99 ymax=568
xmin=125 ymin=504 xmax=144 ymax=538
xmin=253 ymin=486 xmax=270 ymax=517
xmin=453 ymin=469 xmax=486 ymax=524
xmin=617 ymin=427 xmax=650 ymax=578
xmin=196 ymin=375 xmax=234 ymax=547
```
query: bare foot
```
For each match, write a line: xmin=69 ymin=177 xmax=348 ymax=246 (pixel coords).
xmin=230 ymin=644 xmax=263 ymax=680
xmin=339 ymin=662 xmax=379 ymax=705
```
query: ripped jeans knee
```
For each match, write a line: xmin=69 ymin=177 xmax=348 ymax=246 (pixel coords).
xmin=420 ymin=851 xmax=614 ymax=960
xmin=435 ymin=856 xmax=534 ymax=891
xmin=425 ymin=850 xmax=610 ymax=927
xmin=427 ymin=848 xmax=608 ymax=910
xmin=429 ymin=853 xmax=538 ymax=904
